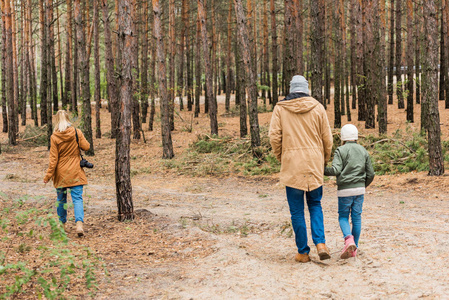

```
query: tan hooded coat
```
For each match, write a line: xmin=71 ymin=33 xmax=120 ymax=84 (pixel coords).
xmin=44 ymin=127 xmax=90 ymax=188
xmin=269 ymin=96 xmax=333 ymax=191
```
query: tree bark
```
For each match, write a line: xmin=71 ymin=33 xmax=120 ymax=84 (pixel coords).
xmin=198 ymin=0 xmax=218 ymax=136
xmin=75 ymin=0 xmax=94 ymax=155
xmin=356 ymin=0 xmax=366 ymax=121
xmin=94 ymin=0 xmax=101 ymax=138
xmin=235 ymin=29 xmax=247 ymax=137
xmin=1 ymin=0 xmax=8 ymax=133
xmin=406 ymin=0 xmax=414 ymax=122
xmin=378 ymin=0 xmax=388 ymax=134
xmin=310 ymin=0 xmax=324 ymax=104
xmin=423 ymin=0 xmax=444 ymax=175
xmin=388 ymin=0 xmax=395 ymax=105
xmin=115 ymin=0 xmax=135 ymax=221
xmin=169 ymin=0 xmax=175 ymax=131
xmin=284 ymin=0 xmax=295 ymax=88
xmin=225 ymin=0 xmax=233 ymax=111
xmin=334 ymin=0 xmax=341 ymax=128
xmin=440 ymin=5 xmax=446 ymax=101
xmin=63 ymin=0 xmax=72 ymax=111
xmin=194 ymin=11 xmax=201 ymax=118
xmin=235 ymin=0 xmax=261 ymax=150
xmin=132 ymin=0 xmax=141 ymax=139
xmin=178 ymin=0 xmax=186 ymax=111
xmin=396 ymin=0 xmax=404 ymax=109
xmin=270 ymin=0 xmax=278 ymax=106
xmin=415 ymin=0 xmax=421 ymax=104
xmin=102 ymin=0 xmax=119 ymax=138
xmin=141 ymin=1 xmax=149 ymax=123
xmin=47 ymin=0 xmax=58 ymax=113
xmin=39 ymin=0 xmax=48 ymax=127
xmin=364 ymin=0 xmax=377 ymax=129
xmin=185 ymin=0 xmax=193 ymax=112
xmin=153 ymin=0 xmax=174 ymax=159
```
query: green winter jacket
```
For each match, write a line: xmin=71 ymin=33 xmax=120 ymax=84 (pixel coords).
xmin=324 ymin=141 xmax=375 ymax=190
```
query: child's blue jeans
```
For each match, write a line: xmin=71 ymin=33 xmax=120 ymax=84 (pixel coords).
xmin=338 ymin=194 xmax=364 ymax=246
xmin=56 ymin=185 xmax=84 ymax=223
xmin=286 ymin=186 xmax=326 ymax=255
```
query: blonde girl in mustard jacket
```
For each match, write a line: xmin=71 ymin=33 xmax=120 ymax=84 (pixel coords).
xmin=44 ymin=110 xmax=90 ymax=236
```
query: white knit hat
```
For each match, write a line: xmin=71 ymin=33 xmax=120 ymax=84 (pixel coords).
xmin=341 ymin=124 xmax=358 ymax=141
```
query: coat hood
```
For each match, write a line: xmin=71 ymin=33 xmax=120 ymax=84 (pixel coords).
xmin=52 ymin=126 xmax=77 ymax=143
xmin=277 ymin=95 xmax=320 ymax=114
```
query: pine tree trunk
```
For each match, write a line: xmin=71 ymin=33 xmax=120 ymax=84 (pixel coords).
xmin=311 ymin=0 xmax=324 ymax=104
xmin=28 ymin=0 xmax=38 ymax=126
xmin=340 ymin=0 xmax=346 ymax=117
xmin=225 ymin=0 xmax=233 ymax=111
xmin=440 ymin=6 xmax=446 ymax=101
xmin=423 ymin=0 xmax=444 ymax=175
xmin=334 ymin=0 xmax=341 ymax=129
xmin=396 ymin=0 xmax=404 ymax=109
xmin=39 ymin=0 xmax=48 ymax=127
xmin=178 ymin=0 xmax=186 ymax=111
xmin=444 ymin=0 xmax=449 ymax=109
xmin=235 ymin=0 xmax=261 ymax=150
xmin=148 ymin=15 xmax=156 ymax=131
xmin=132 ymin=0 xmax=141 ymax=140
xmin=102 ymin=0 xmax=119 ymax=138
xmin=72 ymin=20 xmax=79 ymax=115
xmin=235 ymin=31 xmax=247 ymax=137
xmin=141 ymin=1 xmax=149 ymax=123
xmin=364 ymin=0 xmax=376 ymax=129
xmin=47 ymin=0 xmax=58 ymax=113
xmin=116 ymin=0 xmax=135 ymax=221
xmin=185 ymin=0 xmax=193 ymax=112
xmin=284 ymin=0 xmax=294 ymax=88
xmin=198 ymin=0 xmax=218 ymax=136
xmin=415 ymin=0 xmax=421 ymax=104
xmin=263 ymin=0 xmax=271 ymax=105
xmin=194 ymin=12 xmax=201 ymax=118
xmin=11 ymin=1 xmax=18 ymax=132
xmin=356 ymin=0 xmax=366 ymax=121
xmin=169 ymin=0 xmax=175 ymax=131
xmin=153 ymin=0 xmax=174 ymax=159
xmin=1 ymin=0 xmax=8 ymax=133
xmin=378 ymin=0 xmax=388 ymax=134
xmin=406 ymin=0 xmax=414 ymax=122
xmin=65 ymin=0 xmax=73 ymax=111
xmin=57 ymin=4 xmax=64 ymax=111
xmin=20 ymin=1 xmax=26 ymax=127
xmin=350 ymin=0 xmax=357 ymax=110
xmin=94 ymin=0 xmax=101 ymax=138
xmin=270 ymin=0 xmax=279 ymax=106
xmin=75 ymin=0 xmax=94 ymax=155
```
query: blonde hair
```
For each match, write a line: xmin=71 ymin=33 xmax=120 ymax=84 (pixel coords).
xmin=54 ymin=110 xmax=72 ymax=132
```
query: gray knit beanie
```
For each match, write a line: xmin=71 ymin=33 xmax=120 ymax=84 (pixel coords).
xmin=289 ymin=75 xmax=309 ymax=94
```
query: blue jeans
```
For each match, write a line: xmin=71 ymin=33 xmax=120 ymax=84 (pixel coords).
xmin=338 ymin=194 xmax=364 ymax=247
xmin=286 ymin=186 xmax=326 ymax=254
xmin=56 ymin=185 xmax=84 ymax=223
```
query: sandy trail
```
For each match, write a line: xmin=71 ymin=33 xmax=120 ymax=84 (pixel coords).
xmin=2 ymin=162 xmax=449 ymax=299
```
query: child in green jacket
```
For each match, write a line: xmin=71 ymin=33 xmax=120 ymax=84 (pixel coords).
xmin=324 ymin=124 xmax=375 ymax=259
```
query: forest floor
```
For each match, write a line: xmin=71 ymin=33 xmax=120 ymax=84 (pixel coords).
xmin=1 ymin=95 xmax=449 ymax=299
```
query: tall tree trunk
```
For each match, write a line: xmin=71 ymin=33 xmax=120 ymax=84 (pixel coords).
xmin=102 ymin=0 xmax=119 ymax=138
xmin=293 ymin=0 xmax=303 ymax=75
xmin=340 ymin=0 xmax=346 ymax=116
xmin=185 ymin=0 xmax=193 ymax=112
xmin=153 ymin=0 xmax=174 ymax=159
xmin=141 ymin=1 xmax=149 ymax=123
xmin=356 ymin=0 xmax=366 ymax=120
xmin=364 ymin=0 xmax=377 ymax=129
xmin=270 ymin=0 xmax=278 ymax=106
xmin=20 ymin=1 xmax=26 ymax=126
xmin=311 ymin=0 xmax=324 ymax=104
xmin=94 ymin=0 xmax=101 ymax=138
xmin=198 ymin=0 xmax=218 ymax=135
xmin=194 ymin=11 xmax=201 ymax=118
xmin=378 ymin=0 xmax=388 ymax=134
xmin=178 ymin=0 xmax=186 ymax=111
xmin=132 ymin=0 xmax=141 ymax=139
xmin=444 ymin=0 xmax=449 ymax=109
xmin=350 ymin=0 xmax=357 ymax=110
xmin=225 ymin=0 xmax=233 ymax=111
xmin=334 ymin=0 xmax=341 ymax=128
xmin=415 ymin=0 xmax=421 ymax=104
xmin=388 ymin=0 xmax=395 ymax=105
xmin=423 ymin=0 xmax=444 ymax=175
xmin=284 ymin=0 xmax=295 ymax=87
xmin=47 ymin=0 xmax=58 ymax=113
xmin=235 ymin=0 xmax=261 ymax=150
xmin=5 ymin=0 xmax=16 ymax=144
xmin=75 ymin=0 xmax=94 ymax=155
xmin=39 ymin=0 xmax=48 ymax=127
xmin=116 ymin=0 xmax=135 ymax=221
xmin=72 ymin=17 xmax=79 ymax=115
xmin=65 ymin=0 xmax=73 ymax=111
xmin=235 ymin=24 xmax=247 ymax=137
xmin=396 ymin=0 xmax=404 ymax=109
xmin=1 ymin=0 xmax=8 ymax=133
xmin=148 ymin=13 xmax=156 ymax=131
xmin=11 ymin=0 xmax=19 ymax=132
xmin=406 ymin=0 xmax=414 ymax=122
xmin=440 ymin=5 xmax=446 ymax=101
xmin=169 ymin=0 xmax=175 ymax=131
xmin=56 ymin=4 xmax=64 ymax=111
xmin=28 ymin=0 xmax=38 ymax=126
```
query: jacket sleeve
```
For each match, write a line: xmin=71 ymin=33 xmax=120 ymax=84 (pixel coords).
xmin=365 ymin=154 xmax=375 ymax=187
xmin=269 ymin=106 xmax=282 ymax=161
xmin=321 ymin=108 xmax=333 ymax=163
xmin=44 ymin=136 xmax=59 ymax=182
xmin=324 ymin=149 xmax=343 ymax=176
xmin=77 ymin=129 xmax=90 ymax=151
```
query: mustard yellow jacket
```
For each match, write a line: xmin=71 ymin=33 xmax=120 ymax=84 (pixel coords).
xmin=269 ymin=95 xmax=333 ymax=191
xmin=44 ymin=127 xmax=90 ymax=188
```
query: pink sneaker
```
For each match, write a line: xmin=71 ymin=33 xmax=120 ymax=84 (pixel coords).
xmin=340 ymin=235 xmax=357 ymax=259
xmin=351 ymin=249 xmax=358 ymax=257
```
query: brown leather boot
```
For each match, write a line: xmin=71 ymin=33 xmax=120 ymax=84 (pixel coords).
xmin=316 ymin=243 xmax=331 ymax=260
xmin=76 ymin=221 xmax=84 ymax=237
xmin=295 ymin=253 xmax=311 ymax=263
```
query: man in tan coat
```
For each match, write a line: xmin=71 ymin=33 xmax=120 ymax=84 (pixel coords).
xmin=269 ymin=75 xmax=333 ymax=262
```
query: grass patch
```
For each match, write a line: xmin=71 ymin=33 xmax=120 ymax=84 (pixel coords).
xmin=0 ymin=194 xmax=104 ymax=299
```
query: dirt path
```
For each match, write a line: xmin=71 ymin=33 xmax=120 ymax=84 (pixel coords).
xmin=2 ymin=161 xmax=449 ymax=299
